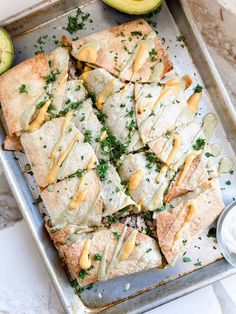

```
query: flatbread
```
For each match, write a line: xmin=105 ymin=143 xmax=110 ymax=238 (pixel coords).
xmin=156 ymin=180 xmax=224 ymax=265
xmin=72 ymin=19 xmax=172 ymax=82
xmin=41 ymin=170 xmax=102 ymax=229
xmin=20 ymin=117 xmax=97 ymax=187
xmin=59 ymin=223 xmax=162 ymax=286
xmin=0 ymin=47 xmax=69 ymax=136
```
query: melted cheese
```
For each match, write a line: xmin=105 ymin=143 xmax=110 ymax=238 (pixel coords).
xmin=83 ymin=65 xmax=92 ymax=72
xmin=77 ymin=44 xmax=98 ymax=63
xmin=87 ymin=155 xmax=97 ymax=170
xmin=128 ymin=169 xmax=143 ymax=191
xmin=96 ymin=79 xmax=116 ymax=110
xmin=69 ymin=174 xmax=88 ymax=210
xmin=187 ymin=92 xmax=202 ymax=113
xmin=177 ymin=152 xmax=198 ymax=186
xmin=46 ymin=132 xmax=80 ymax=185
xmin=166 ymin=134 xmax=182 ymax=166
xmin=79 ymin=239 xmax=92 ymax=270
xmin=172 ymin=200 xmax=197 ymax=249
xmin=133 ymin=43 xmax=149 ymax=74
xmin=153 ymin=79 xmax=181 ymax=111
xmin=27 ymin=100 xmax=51 ymax=133
xmin=118 ymin=230 xmax=138 ymax=261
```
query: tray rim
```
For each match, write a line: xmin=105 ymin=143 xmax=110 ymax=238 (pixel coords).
xmin=0 ymin=0 xmax=236 ymax=313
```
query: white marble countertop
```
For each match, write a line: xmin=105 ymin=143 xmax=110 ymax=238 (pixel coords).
xmin=0 ymin=1 xmax=236 ymax=313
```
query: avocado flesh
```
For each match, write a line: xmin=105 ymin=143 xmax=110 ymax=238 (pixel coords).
xmin=102 ymin=0 xmax=162 ymax=15
xmin=0 ymin=28 xmax=14 ymax=75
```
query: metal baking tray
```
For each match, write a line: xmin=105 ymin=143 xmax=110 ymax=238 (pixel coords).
xmin=0 ymin=0 xmax=236 ymax=313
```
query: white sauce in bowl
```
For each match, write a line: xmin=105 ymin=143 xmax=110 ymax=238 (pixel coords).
xmin=222 ymin=205 xmax=236 ymax=254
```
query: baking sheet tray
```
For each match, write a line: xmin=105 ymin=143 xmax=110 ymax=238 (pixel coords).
xmin=0 ymin=0 xmax=236 ymax=313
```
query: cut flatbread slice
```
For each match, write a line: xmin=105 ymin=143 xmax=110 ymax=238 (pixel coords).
xmin=20 ymin=117 xmax=98 ymax=187
xmin=72 ymin=19 xmax=172 ymax=83
xmin=137 ymin=78 xmax=189 ymax=145
xmin=41 ymin=170 xmax=102 ymax=229
xmin=156 ymin=180 xmax=224 ymax=265
xmin=0 ymin=47 xmax=69 ymax=136
xmin=59 ymin=223 xmax=162 ymax=286
xmin=100 ymin=162 xmax=137 ymax=216
xmin=103 ymin=84 xmax=143 ymax=152
xmin=119 ymin=152 xmax=172 ymax=211
xmin=61 ymin=80 xmax=103 ymax=154
xmin=3 ymin=135 xmax=23 ymax=151
xmin=80 ymin=68 xmax=123 ymax=110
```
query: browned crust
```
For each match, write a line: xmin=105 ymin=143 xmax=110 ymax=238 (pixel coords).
xmin=72 ymin=18 xmax=172 ymax=82
xmin=0 ymin=53 xmax=49 ymax=136
xmin=3 ymin=135 xmax=24 ymax=151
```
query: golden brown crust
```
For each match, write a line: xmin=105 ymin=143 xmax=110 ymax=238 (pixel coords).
xmin=72 ymin=18 xmax=172 ymax=82
xmin=60 ymin=223 xmax=162 ymax=286
xmin=0 ymin=53 xmax=49 ymax=136
xmin=3 ymin=135 xmax=24 ymax=151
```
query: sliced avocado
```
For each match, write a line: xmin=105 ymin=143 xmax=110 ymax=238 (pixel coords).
xmin=102 ymin=0 xmax=162 ymax=15
xmin=0 ymin=28 xmax=14 ymax=75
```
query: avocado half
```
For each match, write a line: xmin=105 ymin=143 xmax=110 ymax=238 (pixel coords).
xmin=102 ymin=0 xmax=163 ymax=15
xmin=0 ymin=28 xmax=14 ymax=75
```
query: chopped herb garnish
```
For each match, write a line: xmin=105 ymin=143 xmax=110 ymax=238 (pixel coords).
xmin=100 ymin=130 xmax=127 ymax=163
xmin=84 ymin=130 xmax=92 ymax=144
xmin=194 ymin=84 xmax=203 ymax=93
xmin=183 ymin=257 xmax=191 ymax=262
xmin=44 ymin=69 xmax=60 ymax=84
xmin=205 ymin=152 xmax=214 ymax=158
xmin=19 ymin=84 xmax=28 ymax=94
xmin=146 ymin=248 xmax=152 ymax=253
xmin=149 ymin=48 xmax=157 ymax=61
xmin=176 ymin=35 xmax=185 ymax=42
xmin=76 ymin=85 xmax=81 ymax=91
xmin=207 ymin=227 xmax=216 ymax=238
xmin=194 ymin=260 xmax=202 ymax=267
xmin=94 ymin=253 xmax=102 ymax=261
xmin=115 ymin=186 xmax=121 ymax=193
xmin=131 ymin=31 xmax=142 ymax=37
xmin=33 ymin=196 xmax=42 ymax=205
xmin=68 ymin=169 xmax=84 ymax=179
xmin=182 ymin=239 xmax=187 ymax=245
xmin=71 ymin=279 xmax=78 ymax=288
xmin=79 ymin=268 xmax=89 ymax=279
xmin=96 ymin=159 xmax=109 ymax=181
xmin=192 ymin=138 xmax=206 ymax=151
xmin=225 ymin=180 xmax=231 ymax=185
xmin=113 ymin=231 xmax=120 ymax=241
xmin=143 ymin=211 xmax=153 ymax=221
xmin=64 ymin=8 xmax=91 ymax=34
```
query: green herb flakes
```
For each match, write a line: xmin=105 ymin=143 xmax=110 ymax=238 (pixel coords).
xmin=19 ymin=84 xmax=28 ymax=94
xmin=64 ymin=8 xmax=91 ymax=34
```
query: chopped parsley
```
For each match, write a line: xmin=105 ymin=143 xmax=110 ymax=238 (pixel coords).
xmin=19 ymin=84 xmax=28 ymax=94
xmin=94 ymin=253 xmax=102 ymax=261
xmin=126 ymin=119 xmax=137 ymax=132
xmin=100 ymin=130 xmax=127 ymax=162
xmin=96 ymin=159 xmax=109 ymax=181
xmin=76 ymin=85 xmax=81 ymax=91
xmin=96 ymin=111 xmax=106 ymax=124
xmin=183 ymin=257 xmax=191 ymax=262
xmin=78 ymin=269 xmax=89 ymax=279
xmin=143 ymin=211 xmax=153 ymax=221
xmin=176 ymin=35 xmax=185 ymax=42
xmin=149 ymin=48 xmax=157 ymax=61
xmin=146 ymin=248 xmax=152 ymax=253
xmin=68 ymin=169 xmax=84 ymax=179
xmin=207 ymin=227 xmax=216 ymax=238
xmin=192 ymin=138 xmax=206 ymax=151
xmin=88 ymin=92 xmax=96 ymax=104
xmin=63 ymin=8 xmax=91 ymax=34
xmin=113 ymin=231 xmax=120 ymax=240
xmin=84 ymin=130 xmax=92 ymax=144
xmin=131 ymin=31 xmax=142 ymax=37
xmin=225 ymin=180 xmax=231 ymax=185
xmin=44 ymin=69 xmax=60 ymax=84
xmin=145 ymin=152 xmax=163 ymax=172
xmin=71 ymin=279 xmax=78 ymax=288
xmin=33 ymin=196 xmax=42 ymax=205
xmin=194 ymin=260 xmax=202 ymax=267
xmin=194 ymin=84 xmax=203 ymax=93
xmin=205 ymin=152 xmax=214 ymax=158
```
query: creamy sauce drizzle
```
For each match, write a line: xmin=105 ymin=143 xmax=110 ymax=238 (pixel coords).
xmin=218 ymin=157 xmax=233 ymax=175
xmin=133 ymin=42 xmax=149 ymax=74
xmin=177 ymin=152 xmax=199 ymax=186
xmin=27 ymin=100 xmax=51 ymax=133
xmin=69 ymin=174 xmax=88 ymax=210
xmin=166 ymin=134 xmax=182 ymax=166
xmin=98 ymin=244 xmax=110 ymax=281
xmin=172 ymin=200 xmax=197 ymax=250
xmin=96 ymin=79 xmax=116 ymax=110
xmin=118 ymin=230 xmax=138 ymax=261
xmin=187 ymin=91 xmax=202 ymax=113
xmin=128 ymin=169 xmax=143 ymax=191
xmin=76 ymin=40 xmax=99 ymax=63
xmin=79 ymin=239 xmax=91 ymax=270
xmin=202 ymin=113 xmax=218 ymax=141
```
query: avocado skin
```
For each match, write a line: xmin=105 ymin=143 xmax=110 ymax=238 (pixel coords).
xmin=0 ymin=27 xmax=14 ymax=75
xmin=102 ymin=0 xmax=163 ymax=15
